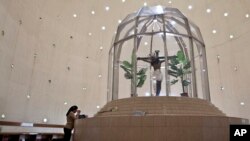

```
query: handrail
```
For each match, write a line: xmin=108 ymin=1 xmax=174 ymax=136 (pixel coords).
xmin=0 ymin=132 xmax=63 ymax=135
xmin=0 ymin=120 xmax=64 ymax=128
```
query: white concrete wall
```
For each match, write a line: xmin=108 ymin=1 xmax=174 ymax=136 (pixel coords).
xmin=0 ymin=0 xmax=250 ymax=129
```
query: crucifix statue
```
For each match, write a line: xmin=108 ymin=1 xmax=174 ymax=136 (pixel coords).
xmin=137 ymin=50 xmax=165 ymax=96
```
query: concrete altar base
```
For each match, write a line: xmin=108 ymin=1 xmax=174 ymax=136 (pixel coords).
xmin=73 ymin=97 xmax=248 ymax=141
xmin=74 ymin=115 xmax=247 ymax=141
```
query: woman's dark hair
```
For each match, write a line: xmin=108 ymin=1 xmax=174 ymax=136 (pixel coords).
xmin=66 ymin=105 xmax=78 ymax=116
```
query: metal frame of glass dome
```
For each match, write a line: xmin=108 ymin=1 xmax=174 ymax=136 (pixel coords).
xmin=107 ymin=6 xmax=210 ymax=101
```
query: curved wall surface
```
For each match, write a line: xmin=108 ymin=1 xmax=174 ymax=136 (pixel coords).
xmin=0 ymin=0 xmax=250 ymax=129
xmin=0 ymin=0 xmax=108 ymax=125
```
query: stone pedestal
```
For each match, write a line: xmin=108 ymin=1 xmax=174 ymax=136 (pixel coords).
xmin=73 ymin=97 xmax=248 ymax=141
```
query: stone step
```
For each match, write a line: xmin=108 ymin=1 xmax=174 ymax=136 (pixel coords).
xmin=96 ymin=97 xmax=226 ymax=117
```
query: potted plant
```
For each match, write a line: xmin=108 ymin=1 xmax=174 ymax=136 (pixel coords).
xmin=120 ymin=58 xmax=147 ymax=88
xmin=168 ymin=50 xmax=191 ymax=97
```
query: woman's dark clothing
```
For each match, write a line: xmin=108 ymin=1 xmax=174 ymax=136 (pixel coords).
xmin=64 ymin=128 xmax=72 ymax=141
xmin=64 ymin=111 xmax=76 ymax=141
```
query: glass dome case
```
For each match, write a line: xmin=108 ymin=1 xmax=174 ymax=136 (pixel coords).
xmin=107 ymin=6 xmax=210 ymax=101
